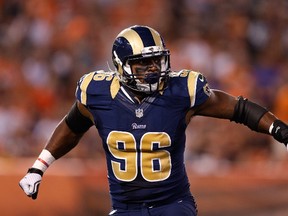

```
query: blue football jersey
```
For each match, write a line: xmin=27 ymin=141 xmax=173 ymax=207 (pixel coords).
xmin=75 ymin=69 xmax=211 ymax=206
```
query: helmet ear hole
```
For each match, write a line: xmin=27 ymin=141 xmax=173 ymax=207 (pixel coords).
xmin=112 ymin=51 xmax=123 ymax=67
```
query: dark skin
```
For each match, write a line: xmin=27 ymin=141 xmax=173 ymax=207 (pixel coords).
xmin=45 ymin=58 xmax=278 ymax=159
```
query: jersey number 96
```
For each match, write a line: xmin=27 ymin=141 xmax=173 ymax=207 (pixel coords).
xmin=107 ymin=131 xmax=172 ymax=182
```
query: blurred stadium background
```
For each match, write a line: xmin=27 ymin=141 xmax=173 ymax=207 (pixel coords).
xmin=1 ymin=0 xmax=288 ymax=215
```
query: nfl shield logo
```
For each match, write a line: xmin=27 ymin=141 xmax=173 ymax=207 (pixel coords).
xmin=135 ymin=108 xmax=144 ymax=118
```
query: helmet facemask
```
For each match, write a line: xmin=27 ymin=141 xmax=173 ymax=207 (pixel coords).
xmin=121 ymin=47 xmax=170 ymax=94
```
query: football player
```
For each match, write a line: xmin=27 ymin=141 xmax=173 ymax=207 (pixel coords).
xmin=19 ymin=25 xmax=288 ymax=216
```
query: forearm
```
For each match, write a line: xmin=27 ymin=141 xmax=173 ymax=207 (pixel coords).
xmin=257 ymin=112 xmax=277 ymax=134
xmin=19 ymin=103 xmax=93 ymax=200
xmin=44 ymin=117 xmax=84 ymax=159
xmin=193 ymin=90 xmax=288 ymax=145
xmin=231 ymin=96 xmax=288 ymax=145
xmin=31 ymin=118 xmax=83 ymax=173
xmin=32 ymin=102 xmax=93 ymax=172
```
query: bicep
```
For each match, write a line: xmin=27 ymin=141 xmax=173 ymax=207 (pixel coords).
xmin=192 ymin=89 xmax=238 ymax=119
xmin=77 ymin=101 xmax=94 ymax=123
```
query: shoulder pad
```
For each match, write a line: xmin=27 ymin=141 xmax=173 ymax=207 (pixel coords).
xmin=169 ymin=69 xmax=198 ymax=78
xmin=76 ymin=70 xmax=120 ymax=105
xmin=169 ymin=70 xmax=211 ymax=107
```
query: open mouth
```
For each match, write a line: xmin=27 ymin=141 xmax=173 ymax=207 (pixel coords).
xmin=144 ymin=73 xmax=160 ymax=84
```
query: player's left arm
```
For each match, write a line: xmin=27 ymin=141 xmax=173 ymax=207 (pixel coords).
xmin=192 ymin=89 xmax=288 ymax=146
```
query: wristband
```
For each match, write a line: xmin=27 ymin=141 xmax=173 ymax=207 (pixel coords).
xmin=32 ymin=149 xmax=56 ymax=172
xmin=269 ymin=123 xmax=274 ymax=134
xmin=28 ymin=168 xmax=44 ymax=176
xmin=270 ymin=120 xmax=288 ymax=148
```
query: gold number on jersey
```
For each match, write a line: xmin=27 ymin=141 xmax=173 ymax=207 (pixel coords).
xmin=140 ymin=132 xmax=171 ymax=182
xmin=107 ymin=131 xmax=137 ymax=181
xmin=93 ymin=72 xmax=113 ymax=81
xmin=107 ymin=131 xmax=172 ymax=182
xmin=179 ymin=70 xmax=189 ymax=77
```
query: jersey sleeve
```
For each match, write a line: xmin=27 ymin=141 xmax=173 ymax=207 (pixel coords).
xmin=75 ymin=72 xmax=95 ymax=106
xmin=187 ymin=71 xmax=211 ymax=107
xmin=75 ymin=71 xmax=120 ymax=107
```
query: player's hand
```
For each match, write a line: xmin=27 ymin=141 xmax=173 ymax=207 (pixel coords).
xmin=19 ymin=168 xmax=43 ymax=200
xmin=271 ymin=120 xmax=288 ymax=147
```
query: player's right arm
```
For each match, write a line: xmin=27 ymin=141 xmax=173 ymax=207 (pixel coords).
xmin=19 ymin=101 xmax=94 ymax=199
xmin=45 ymin=101 xmax=94 ymax=159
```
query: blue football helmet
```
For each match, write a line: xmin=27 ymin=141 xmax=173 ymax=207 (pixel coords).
xmin=112 ymin=25 xmax=170 ymax=93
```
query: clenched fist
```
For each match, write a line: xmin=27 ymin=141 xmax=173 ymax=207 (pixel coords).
xmin=19 ymin=168 xmax=43 ymax=200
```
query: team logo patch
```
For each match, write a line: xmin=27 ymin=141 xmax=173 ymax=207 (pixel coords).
xmin=203 ymin=83 xmax=211 ymax=96
xmin=135 ymin=108 xmax=144 ymax=118
xmin=132 ymin=123 xmax=146 ymax=130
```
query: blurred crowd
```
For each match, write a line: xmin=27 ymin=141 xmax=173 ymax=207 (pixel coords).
xmin=0 ymin=0 xmax=287 ymax=166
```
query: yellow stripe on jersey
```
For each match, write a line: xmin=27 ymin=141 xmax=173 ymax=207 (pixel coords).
xmin=79 ymin=72 xmax=94 ymax=105
xmin=119 ymin=29 xmax=144 ymax=55
xmin=187 ymin=71 xmax=200 ymax=107
xmin=110 ymin=76 xmax=120 ymax=99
